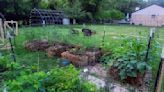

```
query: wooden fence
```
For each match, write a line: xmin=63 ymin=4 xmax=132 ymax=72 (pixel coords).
xmin=0 ymin=19 xmax=18 ymax=49
xmin=154 ymin=46 xmax=164 ymax=92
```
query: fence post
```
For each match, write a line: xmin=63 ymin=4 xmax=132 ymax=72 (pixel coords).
xmin=145 ymin=28 xmax=156 ymax=62
xmin=154 ymin=46 xmax=164 ymax=92
xmin=0 ymin=18 xmax=4 ymax=44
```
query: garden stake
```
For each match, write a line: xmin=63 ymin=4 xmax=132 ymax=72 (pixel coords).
xmin=11 ymin=23 xmax=16 ymax=45
xmin=102 ymin=31 xmax=106 ymax=48
xmin=37 ymin=52 xmax=40 ymax=72
xmin=7 ymin=32 xmax=16 ymax=62
xmin=154 ymin=46 xmax=164 ymax=92
xmin=102 ymin=26 xmax=106 ymax=48
xmin=145 ymin=28 xmax=155 ymax=62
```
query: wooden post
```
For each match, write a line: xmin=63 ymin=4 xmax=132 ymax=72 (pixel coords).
xmin=0 ymin=18 xmax=4 ymax=44
xmin=154 ymin=46 xmax=164 ymax=92
xmin=15 ymin=21 xmax=18 ymax=35
xmin=145 ymin=28 xmax=156 ymax=62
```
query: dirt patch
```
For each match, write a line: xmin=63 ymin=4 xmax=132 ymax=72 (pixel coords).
xmin=25 ymin=40 xmax=49 ymax=51
xmin=87 ymin=64 xmax=107 ymax=78
xmin=109 ymin=67 xmax=144 ymax=86
xmin=85 ymin=48 xmax=102 ymax=65
xmin=108 ymin=67 xmax=151 ymax=92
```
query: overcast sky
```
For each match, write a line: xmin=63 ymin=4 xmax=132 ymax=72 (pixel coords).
xmin=143 ymin=0 xmax=148 ymax=2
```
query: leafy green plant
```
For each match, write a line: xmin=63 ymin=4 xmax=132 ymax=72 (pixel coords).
xmin=110 ymin=36 xmax=153 ymax=80
xmin=0 ymin=56 xmax=21 ymax=72
xmin=44 ymin=65 xmax=98 ymax=92
xmin=5 ymin=71 xmax=47 ymax=92
xmin=0 ymin=56 xmax=9 ymax=71
xmin=113 ymin=59 xmax=150 ymax=80
xmin=1 ymin=58 xmax=98 ymax=92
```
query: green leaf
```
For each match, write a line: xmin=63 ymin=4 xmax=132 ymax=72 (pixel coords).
xmin=119 ymin=70 xmax=126 ymax=80
xmin=127 ymin=72 xmax=137 ymax=77
xmin=137 ymin=62 xmax=146 ymax=73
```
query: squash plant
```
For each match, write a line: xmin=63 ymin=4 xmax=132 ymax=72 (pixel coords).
xmin=110 ymin=36 xmax=155 ymax=80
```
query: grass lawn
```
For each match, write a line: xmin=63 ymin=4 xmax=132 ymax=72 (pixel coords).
xmin=2 ymin=24 xmax=164 ymax=91
xmin=15 ymin=25 xmax=151 ymax=68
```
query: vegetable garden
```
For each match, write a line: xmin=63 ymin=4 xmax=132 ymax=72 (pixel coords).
xmin=0 ymin=25 xmax=164 ymax=92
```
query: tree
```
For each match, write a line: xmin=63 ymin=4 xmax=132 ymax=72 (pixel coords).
xmin=0 ymin=0 xmax=145 ymax=23
xmin=95 ymin=0 xmax=125 ymax=21
xmin=49 ymin=0 xmax=85 ymax=23
xmin=0 ymin=0 xmax=33 ymax=20
xmin=39 ymin=0 xmax=49 ymax=9
xmin=114 ymin=0 xmax=142 ymax=13
xmin=80 ymin=0 xmax=103 ymax=20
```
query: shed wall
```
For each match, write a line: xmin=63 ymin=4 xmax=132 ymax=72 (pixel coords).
xmin=131 ymin=14 xmax=164 ymax=27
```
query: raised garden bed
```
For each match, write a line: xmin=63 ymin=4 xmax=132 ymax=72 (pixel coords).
xmin=46 ymin=42 xmax=75 ymax=57
xmin=61 ymin=48 xmax=102 ymax=67
xmin=25 ymin=40 xmax=49 ymax=51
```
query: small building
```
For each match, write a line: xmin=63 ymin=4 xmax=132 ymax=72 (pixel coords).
xmin=30 ymin=8 xmax=65 ymax=26
xmin=131 ymin=5 xmax=164 ymax=27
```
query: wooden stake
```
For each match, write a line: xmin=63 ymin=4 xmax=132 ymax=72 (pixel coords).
xmin=154 ymin=46 xmax=164 ymax=92
xmin=0 ymin=18 xmax=4 ymax=44
xmin=37 ymin=52 xmax=40 ymax=72
xmin=145 ymin=28 xmax=156 ymax=62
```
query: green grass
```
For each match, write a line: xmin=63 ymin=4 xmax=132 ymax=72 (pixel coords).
xmin=1 ymin=24 xmax=164 ymax=91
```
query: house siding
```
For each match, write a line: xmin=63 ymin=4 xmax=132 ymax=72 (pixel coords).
xmin=131 ymin=5 xmax=164 ymax=27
